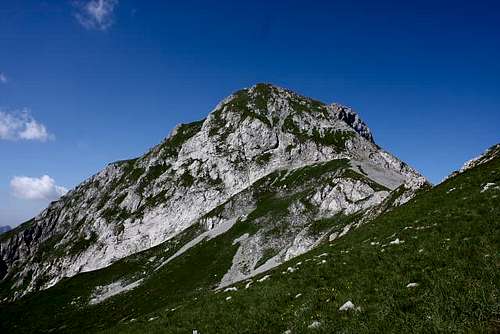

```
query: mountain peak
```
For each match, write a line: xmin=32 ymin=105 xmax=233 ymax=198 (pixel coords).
xmin=0 ymin=84 xmax=425 ymax=301
xmin=210 ymin=83 xmax=374 ymax=143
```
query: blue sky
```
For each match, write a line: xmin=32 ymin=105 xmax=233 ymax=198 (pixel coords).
xmin=1 ymin=0 xmax=499 ymax=227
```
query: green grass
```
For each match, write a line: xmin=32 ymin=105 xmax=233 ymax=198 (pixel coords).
xmin=209 ymin=86 xmax=272 ymax=137
xmin=255 ymin=248 xmax=280 ymax=268
xmin=273 ymin=159 xmax=349 ymax=188
xmin=155 ymin=120 xmax=204 ymax=159
xmin=282 ymin=116 xmax=354 ymax=152
xmin=310 ymin=128 xmax=355 ymax=150
xmin=254 ymin=152 xmax=273 ymax=165
xmin=67 ymin=232 xmax=99 ymax=256
xmin=308 ymin=212 xmax=360 ymax=236
xmin=179 ymin=170 xmax=195 ymax=187
xmin=31 ymin=234 xmax=66 ymax=262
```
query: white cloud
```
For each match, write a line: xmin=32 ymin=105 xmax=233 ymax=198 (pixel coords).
xmin=10 ymin=175 xmax=68 ymax=201
xmin=0 ymin=109 xmax=54 ymax=141
xmin=74 ymin=0 xmax=119 ymax=31
xmin=0 ymin=73 xmax=7 ymax=84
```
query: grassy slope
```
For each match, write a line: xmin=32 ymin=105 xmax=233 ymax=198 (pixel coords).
xmin=106 ymin=156 xmax=499 ymax=333
xmin=1 ymin=157 xmax=498 ymax=333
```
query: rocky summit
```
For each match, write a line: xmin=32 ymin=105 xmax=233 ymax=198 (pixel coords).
xmin=0 ymin=84 xmax=428 ymax=301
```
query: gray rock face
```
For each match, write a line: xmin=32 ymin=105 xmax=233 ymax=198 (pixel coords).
xmin=0 ymin=84 xmax=428 ymax=300
xmin=328 ymin=103 xmax=374 ymax=143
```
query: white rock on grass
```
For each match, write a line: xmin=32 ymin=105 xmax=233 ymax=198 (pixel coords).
xmin=329 ymin=232 xmax=339 ymax=242
xmin=89 ymin=279 xmax=143 ymax=305
xmin=308 ymin=321 xmax=321 ymax=329
xmin=406 ymin=282 xmax=419 ymax=288
xmin=257 ymin=275 xmax=270 ymax=282
xmin=339 ymin=300 xmax=361 ymax=312
xmin=389 ymin=238 xmax=404 ymax=245
xmin=481 ymin=182 xmax=497 ymax=192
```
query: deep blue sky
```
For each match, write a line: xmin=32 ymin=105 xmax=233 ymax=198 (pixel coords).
xmin=1 ymin=0 xmax=499 ymax=226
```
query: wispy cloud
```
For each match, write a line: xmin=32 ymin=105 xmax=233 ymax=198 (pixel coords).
xmin=0 ymin=73 xmax=7 ymax=84
xmin=10 ymin=175 xmax=68 ymax=201
xmin=0 ymin=109 xmax=54 ymax=142
xmin=74 ymin=0 xmax=119 ymax=31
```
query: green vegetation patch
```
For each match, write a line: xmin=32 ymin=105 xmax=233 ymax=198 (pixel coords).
xmin=308 ymin=212 xmax=361 ymax=235
xmin=254 ymin=152 xmax=273 ymax=165
xmin=156 ymin=120 xmax=204 ymax=159
xmin=32 ymin=234 xmax=66 ymax=262
xmin=209 ymin=87 xmax=274 ymax=137
xmin=274 ymin=159 xmax=350 ymax=188
xmin=254 ymin=248 xmax=280 ymax=269
xmin=282 ymin=115 xmax=355 ymax=151
xmin=67 ymin=232 xmax=99 ymax=256
xmin=312 ymin=128 xmax=355 ymax=150
xmin=290 ymin=98 xmax=328 ymax=117
xmin=342 ymin=168 xmax=390 ymax=192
